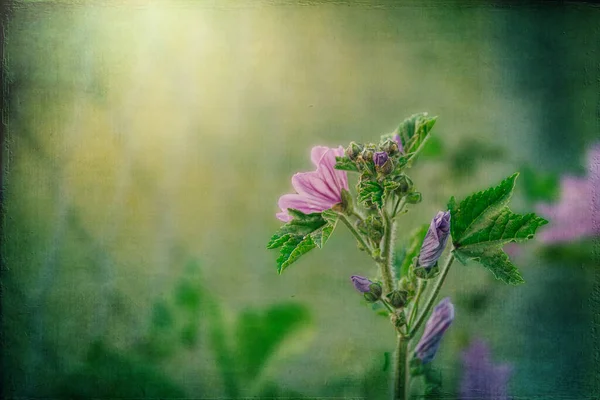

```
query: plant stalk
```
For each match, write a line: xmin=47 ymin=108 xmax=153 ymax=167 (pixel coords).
xmin=394 ymin=334 xmax=408 ymax=400
xmin=380 ymin=211 xmax=397 ymax=293
xmin=409 ymin=252 xmax=455 ymax=338
xmin=407 ymin=279 xmax=427 ymax=329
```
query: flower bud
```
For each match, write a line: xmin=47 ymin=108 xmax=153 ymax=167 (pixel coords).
xmin=394 ymin=174 xmax=413 ymax=194
xmin=417 ymin=211 xmax=451 ymax=270
xmin=380 ymin=159 xmax=394 ymax=175
xmin=414 ymin=263 xmax=440 ymax=280
xmin=373 ymin=151 xmax=389 ymax=167
xmin=345 ymin=142 xmax=363 ymax=160
xmin=364 ymin=215 xmax=384 ymax=242
xmin=350 ymin=275 xmax=382 ymax=302
xmin=398 ymin=276 xmax=417 ymax=297
xmin=413 ymin=297 xmax=454 ymax=364
xmin=406 ymin=192 xmax=422 ymax=204
xmin=360 ymin=145 xmax=376 ymax=163
xmin=386 ymin=289 xmax=409 ymax=308
xmin=381 ymin=139 xmax=400 ymax=156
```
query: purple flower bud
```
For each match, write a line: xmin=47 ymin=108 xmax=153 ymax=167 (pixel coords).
xmin=393 ymin=134 xmax=404 ymax=153
xmin=350 ymin=275 xmax=372 ymax=293
xmin=413 ymin=297 xmax=454 ymax=364
xmin=373 ymin=151 xmax=389 ymax=167
xmin=418 ymin=211 xmax=451 ymax=269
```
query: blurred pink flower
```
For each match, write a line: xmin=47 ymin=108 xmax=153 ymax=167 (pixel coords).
xmin=460 ymin=339 xmax=512 ymax=400
xmin=276 ymin=146 xmax=349 ymax=222
xmin=536 ymin=144 xmax=600 ymax=243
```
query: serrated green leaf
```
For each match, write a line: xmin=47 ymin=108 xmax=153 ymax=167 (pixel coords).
xmin=268 ymin=209 xmax=338 ymax=273
xmin=334 ymin=156 xmax=359 ymax=171
xmin=449 ymin=173 xmax=548 ymax=285
xmin=395 ymin=113 xmax=438 ymax=158
xmin=449 ymin=173 xmax=519 ymax=242
xmin=276 ymin=235 xmax=316 ymax=272
xmin=396 ymin=224 xmax=429 ymax=278
xmin=458 ymin=209 xmax=547 ymax=248
xmin=357 ymin=180 xmax=384 ymax=208
xmin=454 ymin=245 xmax=524 ymax=285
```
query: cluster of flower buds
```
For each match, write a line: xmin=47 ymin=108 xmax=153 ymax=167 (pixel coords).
xmin=344 ymin=138 xmax=401 ymax=178
xmin=340 ymin=135 xmax=423 ymax=214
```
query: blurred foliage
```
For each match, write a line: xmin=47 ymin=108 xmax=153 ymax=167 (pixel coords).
xmin=56 ymin=341 xmax=185 ymax=399
xmin=447 ymin=139 xmax=505 ymax=180
xmin=46 ymin=259 xmax=313 ymax=398
xmin=538 ymin=240 xmax=598 ymax=267
xmin=3 ymin=1 xmax=599 ymax=398
xmin=520 ymin=165 xmax=559 ymax=203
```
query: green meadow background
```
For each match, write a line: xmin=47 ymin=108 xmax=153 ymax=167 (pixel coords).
xmin=2 ymin=1 xmax=599 ymax=398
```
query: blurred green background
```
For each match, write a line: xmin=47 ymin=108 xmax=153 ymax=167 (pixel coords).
xmin=2 ymin=1 xmax=599 ymax=399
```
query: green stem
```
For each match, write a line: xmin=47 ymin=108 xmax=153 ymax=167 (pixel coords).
xmin=394 ymin=334 xmax=408 ymax=400
xmin=392 ymin=196 xmax=407 ymax=218
xmin=380 ymin=299 xmax=395 ymax=313
xmin=339 ymin=214 xmax=374 ymax=257
xmin=407 ymin=280 xmax=427 ymax=329
xmin=380 ymin=211 xmax=397 ymax=293
xmin=409 ymin=252 xmax=455 ymax=338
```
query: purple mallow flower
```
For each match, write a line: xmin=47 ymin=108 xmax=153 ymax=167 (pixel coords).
xmin=277 ymin=146 xmax=349 ymax=222
xmin=413 ymin=297 xmax=454 ymax=364
xmin=393 ymin=134 xmax=404 ymax=153
xmin=536 ymin=143 xmax=600 ymax=243
xmin=350 ymin=275 xmax=373 ymax=293
xmin=460 ymin=339 xmax=512 ymax=400
xmin=373 ymin=151 xmax=389 ymax=167
xmin=418 ymin=211 xmax=451 ymax=269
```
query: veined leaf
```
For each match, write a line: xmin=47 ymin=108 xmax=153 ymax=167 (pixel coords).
xmin=267 ymin=209 xmax=339 ymax=273
xmin=448 ymin=173 xmax=548 ymax=284
xmin=396 ymin=113 xmax=437 ymax=157
xmin=357 ymin=180 xmax=384 ymax=209
xmin=380 ymin=113 xmax=437 ymax=167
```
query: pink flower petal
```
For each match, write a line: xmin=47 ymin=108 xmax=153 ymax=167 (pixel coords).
xmin=292 ymin=171 xmax=340 ymax=203
xmin=311 ymin=146 xmax=330 ymax=167
xmin=276 ymin=146 xmax=349 ymax=221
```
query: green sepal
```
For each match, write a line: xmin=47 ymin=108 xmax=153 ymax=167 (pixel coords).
xmin=448 ymin=173 xmax=548 ymax=284
xmin=334 ymin=156 xmax=359 ymax=172
xmin=267 ymin=209 xmax=339 ymax=273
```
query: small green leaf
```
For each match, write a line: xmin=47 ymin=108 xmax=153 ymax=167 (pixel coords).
xmin=334 ymin=156 xmax=359 ymax=171
xmin=449 ymin=173 xmax=548 ymax=284
xmin=395 ymin=113 xmax=438 ymax=158
xmin=268 ymin=209 xmax=338 ymax=273
xmin=396 ymin=224 xmax=429 ymax=278
xmin=357 ymin=180 xmax=384 ymax=209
